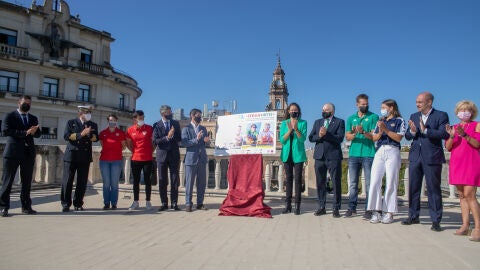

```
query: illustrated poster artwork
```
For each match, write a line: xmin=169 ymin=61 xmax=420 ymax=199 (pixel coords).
xmin=214 ymin=111 xmax=277 ymax=156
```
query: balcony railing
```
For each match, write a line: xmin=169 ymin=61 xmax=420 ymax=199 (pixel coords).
xmin=76 ymin=95 xmax=96 ymax=104
xmin=78 ymin=61 xmax=104 ymax=74
xmin=38 ymin=89 xmax=65 ymax=99
xmin=0 ymin=85 xmax=25 ymax=94
xmin=40 ymin=134 xmax=57 ymax=140
xmin=0 ymin=43 xmax=29 ymax=58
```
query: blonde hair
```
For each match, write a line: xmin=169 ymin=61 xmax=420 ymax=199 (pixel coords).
xmin=455 ymin=100 xmax=478 ymax=120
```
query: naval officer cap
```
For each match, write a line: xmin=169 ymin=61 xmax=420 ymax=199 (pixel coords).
xmin=77 ymin=105 xmax=93 ymax=113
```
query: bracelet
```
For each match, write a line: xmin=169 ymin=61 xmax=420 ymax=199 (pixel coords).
xmin=449 ymin=135 xmax=454 ymax=139
xmin=461 ymin=133 xmax=467 ymax=137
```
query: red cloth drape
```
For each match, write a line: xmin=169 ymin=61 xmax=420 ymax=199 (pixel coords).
xmin=219 ymin=154 xmax=272 ymax=218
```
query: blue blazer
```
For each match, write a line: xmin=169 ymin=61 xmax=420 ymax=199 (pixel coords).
xmin=181 ymin=124 xmax=208 ymax=165
xmin=2 ymin=110 xmax=41 ymax=159
xmin=405 ymin=108 xmax=449 ymax=165
xmin=153 ymin=119 xmax=181 ymax=162
xmin=308 ymin=116 xmax=345 ymax=161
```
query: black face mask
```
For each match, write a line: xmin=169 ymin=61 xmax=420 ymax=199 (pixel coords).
xmin=194 ymin=116 xmax=202 ymax=124
xmin=20 ymin=103 xmax=31 ymax=112
xmin=165 ymin=114 xmax=173 ymax=120
xmin=359 ymin=105 xmax=369 ymax=114
xmin=290 ymin=112 xmax=299 ymax=119
xmin=322 ymin=112 xmax=332 ymax=119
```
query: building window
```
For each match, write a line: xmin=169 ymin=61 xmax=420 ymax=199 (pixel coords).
xmin=275 ymin=99 xmax=281 ymax=109
xmin=81 ymin=49 xmax=92 ymax=63
xmin=0 ymin=27 xmax=17 ymax=46
xmin=42 ymin=77 xmax=59 ymax=97
xmin=119 ymin=93 xmax=125 ymax=110
xmin=0 ymin=70 xmax=19 ymax=93
xmin=78 ymin=83 xmax=90 ymax=102
xmin=52 ymin=0 xmax=61 ymax=12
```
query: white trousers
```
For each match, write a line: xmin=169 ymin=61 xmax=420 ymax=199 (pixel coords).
xmin=367 ymin=145 xmax=401 ymax=213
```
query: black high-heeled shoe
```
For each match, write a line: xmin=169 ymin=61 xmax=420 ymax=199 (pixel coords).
xmin=282 ymin=202 xmax=292 ymax=214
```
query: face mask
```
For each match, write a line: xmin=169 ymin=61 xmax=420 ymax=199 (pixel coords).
xmin=165 ymin=114 xmax=173 ymax=120
xmin=457 ymin=111 xmax=471 ymax=121
xmin=137 ymin=120 xmax=144 ymax=126
xmin=194 ymin=116 xmax=202 ymax=124
xmin=322 ymin=112 xmax=332 ymax=119
xmin=20 ymin=103 xmax=31 ymax=112
xmin=84 ymin=113 xmax=92 ymax=121
xmin=290 ymin=112 xmax=299 ymax=119
xmin=380 ymin=109 xmax=389 ymax=117
xmin=108 ymin=121 xmax=117 ymax=128
xmin=359 ymin=105 xmax=368 ymax=114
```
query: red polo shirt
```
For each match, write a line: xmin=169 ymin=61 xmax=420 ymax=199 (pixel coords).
xmin=126 ymin=124 xmax=153 ymax=161
xmin=99 ymin=127 xmax=126 ymax=161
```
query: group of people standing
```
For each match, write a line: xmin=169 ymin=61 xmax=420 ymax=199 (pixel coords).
xmin=279 ymin=92 xmax=480 ymax=242
xmin=1 ymin=93 xmax=479 ymax=242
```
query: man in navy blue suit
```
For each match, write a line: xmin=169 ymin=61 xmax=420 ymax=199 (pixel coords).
xmin=402 ymin=92 xmax=449 ymax=232
xmin=309 ymin=103 xmax=345 ymax=218
xmin=0 ymin=95 xmax=41 ymax=217
xmin=153 ymin=105 xmax=182 ymax=211
xmin=181 ymin=108 xmax=210 ymax=212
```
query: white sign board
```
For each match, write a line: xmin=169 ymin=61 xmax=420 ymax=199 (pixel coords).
xmin=214 ymin=111 xmax=277 ymax=156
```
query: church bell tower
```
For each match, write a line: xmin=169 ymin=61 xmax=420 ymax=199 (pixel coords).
xmin=266 ymin=55 xmax=289 ymax=122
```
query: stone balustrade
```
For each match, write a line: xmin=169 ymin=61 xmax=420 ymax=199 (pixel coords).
xmin=0 ymin=143 xmax=460 ymax=199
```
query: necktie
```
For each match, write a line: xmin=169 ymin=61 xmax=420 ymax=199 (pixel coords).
xmin=324 ymin=119 xmax=330 ymax=128
xmin=22 ymin=114 xmax=28 ymax=127
xmin=165 ymin=121 xmax=170 ymax=132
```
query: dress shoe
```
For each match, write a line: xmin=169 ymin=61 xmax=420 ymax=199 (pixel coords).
xmin=332 ymin=209 xmax=340 ymax=218
xmin=1 ymin=209 xmax=9 ymax=217
xmin=103 ymin=204 xmax=110 ymax=210
xmin=158 ymin=205 xmax=168 ymax=212
xmin=22 ymin=208 xmax=37 ymax=215
xmin=401 ymin=217 xmax=420 ymax=225
xmin=74 ymin=206 xmax=84 ymax=211
xmin=430 ymin=222 xmax=442 ymax=232
xmin=171 ymin=204 xmax=180 ymax=211
xmin=111 ymin=205 xmax=117 ymax=210
xmin=185 ymin=205 xmax=192 ymax=212
xmin=294 ymin=203 xmax=301 ymax=215
xmin=469 ymin=229 xmax=480 ymax=242
xmin=62 ymin=207 xmax=70 ymax=212
xmin=314 ymin=208 xmax=326 ymax=216
xmin=196 ymin=204 xmax=208 ymax=210
xmin=282 ymin=202 xmax=292 ymax=214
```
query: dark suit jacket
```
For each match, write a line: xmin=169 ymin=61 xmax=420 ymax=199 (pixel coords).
xmin=153 ymin=119 xmax=181 ymax=162
xmin=63 ymin=118 xmax=98 ymax=163
xmin=2 ymin=110 xmax=41 ymax=159
xmin=181 ymin=123 xmax=208 ymax=165
xmin=405 ymin=108 xmax=449 ymax=165
xmin=308 ymin=116 xmax=345 ymax=160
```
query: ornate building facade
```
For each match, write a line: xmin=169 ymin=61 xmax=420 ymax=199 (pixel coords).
xmin=0 ymin=0 xmax=142 ymax=143
xmin=266 ymin=56 xmax=289 ymax=122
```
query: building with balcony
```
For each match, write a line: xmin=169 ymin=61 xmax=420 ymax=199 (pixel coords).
xmin=0 ymin=0 xmax=142 ymax=143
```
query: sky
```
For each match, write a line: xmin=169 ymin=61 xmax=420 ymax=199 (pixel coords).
xmin=8 ymin=0 xmax=480 ymax=129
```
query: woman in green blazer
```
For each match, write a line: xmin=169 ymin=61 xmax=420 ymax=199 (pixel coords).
xmin=280 ymin=103 xmax=307 ymax=215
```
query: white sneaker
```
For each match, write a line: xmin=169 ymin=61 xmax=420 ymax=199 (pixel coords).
xmin=370 ymin=212 xmax=381 ymax=224
xmin=381 ymin=213 xmax=393 ymax=224
xmin=128 ymin=201 xmax=139 ymax=211
xmin=145 ymin=201 xmax=152 ymax=210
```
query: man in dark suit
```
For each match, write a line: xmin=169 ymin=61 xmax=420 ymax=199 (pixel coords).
xmin=0 ymin=95 xmax=41 ymax=217
xmin=61 ymin=105 xmax=98 ymax=212
xmin=181 ymin=108 xmax=210 ymax=212
xmin=309 ymin=103 xmax=345 ymax=218
xmin=153 ymin=105 xmax=182 ymax=211
xmin=402 ymin=92 xmax=449 ymax=231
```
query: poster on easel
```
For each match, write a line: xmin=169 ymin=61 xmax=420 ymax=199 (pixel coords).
xmin=214 ymin=111 xmax=277 ymax=156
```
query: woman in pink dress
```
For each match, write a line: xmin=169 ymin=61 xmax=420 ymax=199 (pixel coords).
xmin=445 ymin=100 xmax=480 ymax=242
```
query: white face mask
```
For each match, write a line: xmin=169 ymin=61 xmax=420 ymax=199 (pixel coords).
xmin=380 ymin=109 xmax=389 ymax=117
xmin=108 ymin=121 xmax=117 ymax=128
xmin=137 ymin=120 xmax=144 ymax=127
xmin=457 ymin=111 xmax=471 ymax=121
xmin=84 ymin=113 xmax=92 ymax=121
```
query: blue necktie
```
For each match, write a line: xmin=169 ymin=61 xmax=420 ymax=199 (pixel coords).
xmin=22 ymin=114 xmax=28 ymax=127
xmin=165 ymin=121 xmax=170 ymax=132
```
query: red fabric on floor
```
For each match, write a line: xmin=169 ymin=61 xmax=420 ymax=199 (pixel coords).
xmin=219 ymin=154 xmax=272 ymax=218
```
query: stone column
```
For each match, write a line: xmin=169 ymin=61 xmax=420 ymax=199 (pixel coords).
xmin=403 ymin=165 xmax=409 ymax=197
xmin=215 ymin=159 xmax=221 ymax=190
xmin=420 ymin=176 xmax=426 ymax=198
xmin=449 ymin=185 xmax=456 ymax=199
xmin=124 ymin=156 xmax=131 ymax=185
xmin=278 ymin=164 xmax=284 ymax=193
xmin=346 ymin=170 xmax=351 ymax=197
xmin=179 ymin=160 xmax=185 ymax=188
xmin=265 ymin=163 xmax=271 ymax=192
xmin=360 ymin=170 xmax=366 ymax=196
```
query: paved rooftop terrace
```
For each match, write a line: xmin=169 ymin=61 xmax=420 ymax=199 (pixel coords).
xmin=0 ymin=187 xmax=479 ymax=270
